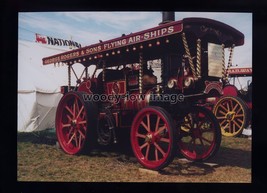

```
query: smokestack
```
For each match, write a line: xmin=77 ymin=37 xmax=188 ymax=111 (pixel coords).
xmin=159 ymin=12 xmax=175 ymax=25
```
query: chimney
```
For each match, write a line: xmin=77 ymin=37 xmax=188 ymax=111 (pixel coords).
xmin=159 ymin=12 xmax=175 ymax=25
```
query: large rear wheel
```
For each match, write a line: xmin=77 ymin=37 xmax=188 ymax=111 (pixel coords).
xmin=131 ymin=106 xmax=177 ymax=170
xmin=56 ymin=91 xmax=98 ymax=155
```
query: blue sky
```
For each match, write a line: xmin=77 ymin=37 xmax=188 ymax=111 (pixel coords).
xmin=18 ymin=11 xmax=252 ymax=67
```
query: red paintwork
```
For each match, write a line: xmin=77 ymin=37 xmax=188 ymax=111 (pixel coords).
xmin=247 ymin=101 xmax=252 ymax=110
xmin=223 ymin=85 xmax=238 ymax=96
xmin=131 ymin=107 xmax=174 ymax=170
xmin=35 ymin=33 xmax=47 ymax=44
xmin=105 ymin=80 xmax=126 ymax=95
xmin=77 ymin=79 xmax=93 ymax=94
xmin=123 ymin=90 xmax=151 ymax=111
xmin=178 ymin=107 xmax=219 ymax=161
xmin=56 ymin=92 xmax=88 ymax=155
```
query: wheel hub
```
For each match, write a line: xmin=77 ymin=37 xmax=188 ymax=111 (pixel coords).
xmin=71 ymin=119 xmax=77 ymax=127
xmin=225 ymin=111 xmax=235 ymax=121
xmin=145 ymin=133 xmax=153 ymax=143
xmin=189 ymin=123 xmax=200 ymax=138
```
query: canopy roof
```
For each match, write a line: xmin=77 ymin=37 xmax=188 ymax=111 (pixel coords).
xmin=43 ymin=17 xmax=244 ymax=68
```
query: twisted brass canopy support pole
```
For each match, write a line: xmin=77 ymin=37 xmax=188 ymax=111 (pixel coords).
xmin=196 ymin=38 xmax=202 ymax=78
xmin=102 ymin=61 xmax=106 ymax=82
xmin=227 ymin=44 xmax=235 ymax=68
xmin=221 ymin=44 xmax=227 ymax=81
xmin=181 ymin=33 xmax=196 ymax=78
xmin=139 ymin=52 xmax=143 ymax=94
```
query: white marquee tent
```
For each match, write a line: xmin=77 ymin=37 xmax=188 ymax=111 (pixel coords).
xmin=18 ymin=40 xmax=85 ymax=132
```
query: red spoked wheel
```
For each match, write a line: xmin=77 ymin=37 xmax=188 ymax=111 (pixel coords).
xmin=177 ymin=106 xmax=221 ymax=162
xmin=131 ymin=106 xmax=177 ymax=170
xmin=213 ymin=96 xmax=249 ymax=137
xmin=56 ymin=91 xmax=98 ymax=155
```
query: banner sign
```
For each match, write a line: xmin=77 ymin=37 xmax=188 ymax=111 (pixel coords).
xmin=43 ymin=20 xmax=183 ymax=65
xmin=36 ymin=33 xmax=81 ymax=49
xmin=227 ymin=67 xmax=252 ymax=76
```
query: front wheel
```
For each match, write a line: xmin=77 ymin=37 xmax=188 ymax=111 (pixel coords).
xmin=177 ymin=106 xmax=221 ymax=162
xmin=131 ymin=106 xmax=177 ymax=170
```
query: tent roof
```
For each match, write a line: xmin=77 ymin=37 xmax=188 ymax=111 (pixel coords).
xmin=18 ymin=40 xmax=70 ymax=93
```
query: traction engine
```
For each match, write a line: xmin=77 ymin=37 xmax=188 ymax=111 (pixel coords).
xmin=43 ymin=13 xmax=245 ymax=170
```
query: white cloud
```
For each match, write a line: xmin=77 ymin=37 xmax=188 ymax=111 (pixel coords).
xmin=58 ymin=12 xmax=160 ymax=31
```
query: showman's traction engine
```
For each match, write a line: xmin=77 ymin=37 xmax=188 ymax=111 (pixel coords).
xmin=43 ymin=12 xmax=244 ymax=170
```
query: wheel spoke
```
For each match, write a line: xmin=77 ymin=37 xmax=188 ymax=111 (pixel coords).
xmin=76 ymin=106 xmax=84 ymax=120
xmin=62 ymin=123 xmax=71 ymax=128
xmin=218 ymin=110 xmax=227 ymax=116
xmin=200 ymin=136 xmax=212 ymax=144
xmin=155 ymin=116 xmax=160 ymax=132
xmin=220 ymin=119 xmax=228 ymax=126
xmin=155 ymin=147 xmax=159 ymax=161
xmin=65 ymin=105 xmax=75 ymax=117
xmin=77 ymin=128 xmax=86 ymax=139
xmin=140 ymin=142 xmax=148 ymax=150
xmin=78 ymin=120 xmax=87 ymax=125
xmin=67 ymin=127 xmax=74 ymax=137
xmin=160 ymin=137 xmax=170 ymax=143
xmin=234 ymin=114 xmax=244 ymax=118
xmin=236 ymin=107 xmax=243 ymax=115
xmin=74 ymin=131 xmax=78 ymax=147
xmin=219 ymin=104 xmax=229 ymax=113
xmin=145 ymin=144 xmax=150 ymax=160
xmin=154 ymin=142 xmax=166 ymax=157
xmin=199 ymin=137 xmax=205 ymax=149
xmin=191 ymin=138 xmax=196 ymax=152
xmin=233 ymin=119 xmax=242 ymax=128
xmin=67 ymin=114 xmax=72 ymax=121
xmin=236 ymin=118 xmax=244 ymax=124
xmin=154 ymin=125 xmax=167 ymax=136
xmin=136 ymin=133 xmax=146 ymax=139
xmin=226 ymin=101 xmax=230 ymax=111
xmin=230 ymin=99 xmax=234 ymax=110
xmin=222 ymin=122 xmax=229 ymax=130
xmin=232 ymin=122 xmax=236 ymax=133
xmin=232 ymin=103 xmax=239 ymax=112
xmin=73 ymin=99 xmax=77 ymax=118
xmin=146 ymin=114 xmax=151 ymax=132
xmin=216 ymin=116 xmax=226 ymax=120
xmin=228 ymin=121 xmax=232 ymax=133
xmin=75 ymin=98 xmax=79 ymax=115
xmin=67 ymin=132 xmax=76 ymax=145
xmin=78 ymin=133 xmax=82 ymax=148
xmin=141 ymin=121 xmax=150 ymax=132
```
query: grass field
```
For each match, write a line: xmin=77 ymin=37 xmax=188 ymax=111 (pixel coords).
xmin=17 ymin=130 xmax=251 ymax=182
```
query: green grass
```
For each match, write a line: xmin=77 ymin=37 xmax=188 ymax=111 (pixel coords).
xmin=17 ymin=130 xmax=251 ymax=182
